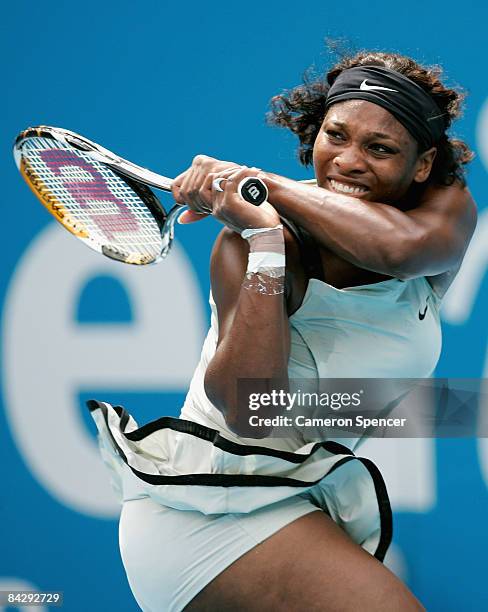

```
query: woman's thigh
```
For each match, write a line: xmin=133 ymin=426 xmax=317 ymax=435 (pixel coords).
xmin=118 ymin=494 xmax=319 ymax=612
xmin=184 ymin=510 xmax=425 ymax=612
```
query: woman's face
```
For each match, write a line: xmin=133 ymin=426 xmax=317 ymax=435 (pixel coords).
xmin=313 ymin=100 xmax=436 ymax=204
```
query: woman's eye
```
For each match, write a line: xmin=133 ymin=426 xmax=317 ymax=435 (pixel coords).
xmin=370 ymin=144 xmax=394 ymax=154
xmin=326 ymin=130 xmax=345 ymax=140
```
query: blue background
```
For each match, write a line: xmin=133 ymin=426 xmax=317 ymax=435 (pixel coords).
xmin=2 ymin=1 xmax=488 ymax=610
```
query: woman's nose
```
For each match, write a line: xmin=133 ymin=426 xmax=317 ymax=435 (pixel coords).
xmin=333 ymin=146 xmax=367 ymax=174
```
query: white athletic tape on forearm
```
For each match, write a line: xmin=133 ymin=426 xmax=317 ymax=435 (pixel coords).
xmin=242 ymin=225 xmax=285 ymax=295
xmin=242 ymin=270 xmax=285 ymax=295
xmin=241 ymin=224 xmax=283 ymax=240
xmin=247 ymin=251 xmax=285 ymax=273
xmin=243 ymin=227 xmax=285 ymax=262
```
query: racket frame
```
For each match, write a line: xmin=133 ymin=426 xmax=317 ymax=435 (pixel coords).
xmin=14 ymin=125 xmax=269 ymax=265
xmin=14 ymin=126 xmax=183 ymax=263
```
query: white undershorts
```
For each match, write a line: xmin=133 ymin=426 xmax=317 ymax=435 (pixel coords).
xmin=118 ymin=493 xmax=320 ymax=612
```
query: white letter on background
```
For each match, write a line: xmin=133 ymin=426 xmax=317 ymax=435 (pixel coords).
xmin=2 ymin=225 xmax=205 ymax=518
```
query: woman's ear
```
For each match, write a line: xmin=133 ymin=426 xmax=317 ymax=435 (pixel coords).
xmin=414 ymin=147 xmax=437 ymax=183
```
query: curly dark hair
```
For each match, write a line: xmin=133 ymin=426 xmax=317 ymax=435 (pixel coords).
xmin=268 ymin=50 xmax=474 ymax=186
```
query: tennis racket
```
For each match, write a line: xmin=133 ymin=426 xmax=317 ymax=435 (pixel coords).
xmin=13 ymin=126 xmax=269 ymax=265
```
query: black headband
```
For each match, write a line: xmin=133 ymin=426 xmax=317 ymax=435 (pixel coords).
xmin=325 ymin=66 xmax=446 ymax=149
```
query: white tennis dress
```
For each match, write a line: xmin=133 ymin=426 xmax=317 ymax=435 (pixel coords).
xmin=89 ymin=274 xmax=441 ymax=611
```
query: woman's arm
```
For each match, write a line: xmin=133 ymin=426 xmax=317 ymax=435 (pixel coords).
xmin=203 ymin=227 xmax=290 ymax=437
xmin=263 ymin=174 xmax=477 ymax=280
xmin=173 ymin=155 xmax=477 ymax=280
xmin=172 ymin=164 xmax=292 ymax=437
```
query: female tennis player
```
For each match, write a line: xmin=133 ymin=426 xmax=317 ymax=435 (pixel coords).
xmin=89 ymin=51 xmax=476 ymax=611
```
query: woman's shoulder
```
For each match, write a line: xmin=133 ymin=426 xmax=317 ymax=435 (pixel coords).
xmin=417 ymin=180 xmax=477 ymax=219
xmin=418 ymin=180 xmax=477 ymax=298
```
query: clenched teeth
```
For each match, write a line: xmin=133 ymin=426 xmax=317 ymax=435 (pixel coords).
xmin=330 ymin=179 xmax=368 ymax=195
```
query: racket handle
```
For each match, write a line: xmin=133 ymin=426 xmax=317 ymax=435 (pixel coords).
xmin=237 ymin=177 xmax=268 ymax=205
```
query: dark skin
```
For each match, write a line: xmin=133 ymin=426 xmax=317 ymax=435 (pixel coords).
xmin=177 ymin=101 xmax=476 ymax=292
xmin=172 ymin=100 xmax=476 ymax=611
xmin=265 ymin=100 xmax=477 ymax=298
xmin=173 ymin=100 xmax=477 ymax=427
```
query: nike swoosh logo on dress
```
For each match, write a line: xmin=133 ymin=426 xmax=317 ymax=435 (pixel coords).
xmin=419 ymin=296 xmax=430 ymax=320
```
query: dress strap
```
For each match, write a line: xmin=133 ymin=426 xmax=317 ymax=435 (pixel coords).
xmin=280 ymin=216 xmax=325 ymax=282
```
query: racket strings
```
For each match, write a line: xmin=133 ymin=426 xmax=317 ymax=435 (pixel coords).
xmin=21 ymin=156 xmax=90 ymax=238
xmin=20 ymin=138 xmax=164 ymax=263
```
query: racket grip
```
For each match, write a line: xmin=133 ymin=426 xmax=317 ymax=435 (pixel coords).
xmin=237 ymin=177 xmax=268 ymax=205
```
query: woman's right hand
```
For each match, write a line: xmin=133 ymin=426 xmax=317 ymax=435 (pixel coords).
xmin=208 ymin=166 xmax=281 ymax=234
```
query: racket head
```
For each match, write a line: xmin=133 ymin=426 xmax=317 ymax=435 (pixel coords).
xmin=14 ymin=126 xmax=171 ymax=265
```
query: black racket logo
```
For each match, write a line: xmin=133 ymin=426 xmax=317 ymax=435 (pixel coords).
xmin=238 ymin=177 xmax=268 ymax=205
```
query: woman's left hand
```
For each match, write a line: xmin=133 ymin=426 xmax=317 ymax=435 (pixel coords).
xmin=211 ymin=166 xmax=280 ymax=233
xmin=179 ymin=166 xmax=280 ymax=233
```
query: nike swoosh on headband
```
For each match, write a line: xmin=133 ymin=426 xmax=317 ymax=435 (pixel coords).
xmin=359 ymin=79 xmax=398 ymax=93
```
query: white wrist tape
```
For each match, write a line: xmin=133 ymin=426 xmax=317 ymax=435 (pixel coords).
xmin=247 ymin=251 xmax=285 ymax=273
xmin=241 ymin=224 xmax=283 ymax=240
xmin=242 ymin=225 xmax=285 ymax=290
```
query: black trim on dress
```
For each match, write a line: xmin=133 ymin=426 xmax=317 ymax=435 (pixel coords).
xmin=87 ymin=399 xmax=393 ymax=562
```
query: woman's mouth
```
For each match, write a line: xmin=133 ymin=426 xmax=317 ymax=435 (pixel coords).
xmin=328 ymin=178 xmax=369 ymax=196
